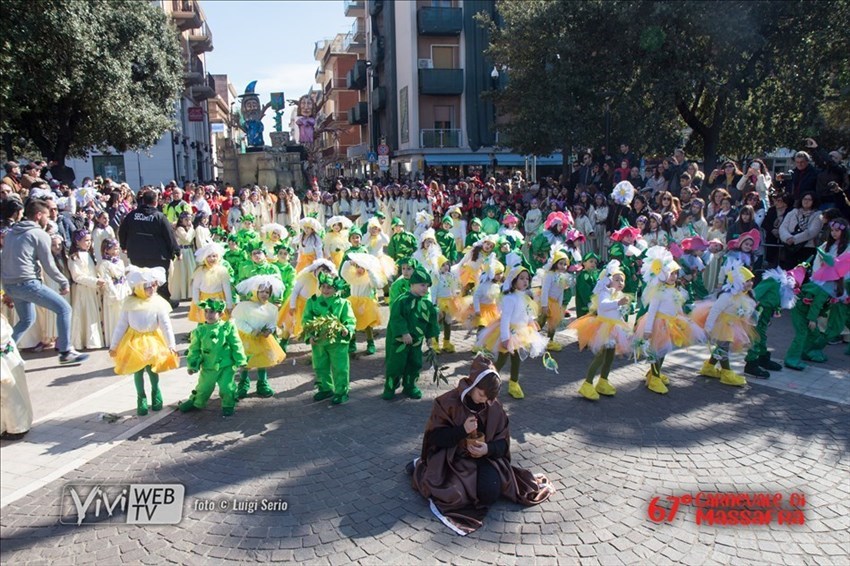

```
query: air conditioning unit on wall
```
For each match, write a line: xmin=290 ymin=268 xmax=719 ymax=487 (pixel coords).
xmin=417 ymin=58 xmax=433 ymax=69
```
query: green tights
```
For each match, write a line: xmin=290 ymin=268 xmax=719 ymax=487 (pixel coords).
xmin=134 ymin=367 xmax=160 ymax=397
xmin=496 ymin=351 xmax=520 ymax=382
xmin=585 ymin=348 xmax=615 ymax=383
xmin=649 ymin=356 xmax=666 ymax=376
xmin=443 ymin=322 xmax=451 ymax=341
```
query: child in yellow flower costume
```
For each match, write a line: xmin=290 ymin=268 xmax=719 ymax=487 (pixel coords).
xmin=189 ymin=243 xmax=234 ymax=323
xmin=476 ymin=265 xmax=548 ymax=399
xmin=324 ymin=215 xmax=352 ymax=269
xmin=233 ymin=275 xmax=287 ymax=399
xmin=691 ymin=260 xmax=757 ymax=387
xmin=341 ymin=252 xmax=387 ymax=355
xmin=539 ymin=249 xmax=573 ymax=351
xmin=295 ymin=216 xmax=324 ymax=273
xmin=569 ymin=260 xmax=634 ymax=400
xmin=431 ymin=255 xmax=463 ymax=353
xmin=633 ymin=246 xmax=706 ymax=395
xmin=110 ymin=266 xmax=179 ymax=416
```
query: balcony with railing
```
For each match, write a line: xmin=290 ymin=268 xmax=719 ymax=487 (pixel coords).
xmin=171 ymin=0 xmax=201 ymax=31
xmin=183 ymin=55 xmax=205 ymax=86
xmin=347 ymin=60 xmax=368 ymax=90
xmin=348 ymin=101 xmax=369 ymax=125
xmin=420 ymin=129 xmax=462 ymax=149
xmin=190 ymin=74 xmax=215 ymax=101
xmin=417 ymin=7 xmax=463 ymax=36
xmin=314 ymin=39 xmax=329 ymax=61
xmin=344 ymin=0 xmax=365 ymax=17
xmin=188 ymin=20 xmax=213 ymax=53
xmin=324 ymin=75 xmax=349 ymax=95
xmin=343 ymin=19 xmax=366 ymax=52
xmin=418 ymin=68 xmax=464 ymax=95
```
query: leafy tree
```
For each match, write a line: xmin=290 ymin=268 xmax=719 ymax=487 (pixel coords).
xmin=485 ymin=0 xmax=850 ymax=174
xmin=0 ymin=0 xmax=183 ymax=164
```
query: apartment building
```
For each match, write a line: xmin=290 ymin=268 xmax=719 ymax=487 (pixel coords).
xmin=361 ymin=0 xmax=562 ymax=179
xmin=66 ymin=0 xmax=216 ymax=187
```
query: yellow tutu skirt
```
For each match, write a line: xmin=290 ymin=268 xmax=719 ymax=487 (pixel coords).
xmin=238 ymin=330 xmax=286 ymax=369
xmin=459 ymin=265 xmax=479 ymax=290
xmin=348 ymin=296 xmax=381 ymax=331
xmin=477 ymin=303 xmax=501 ymax=328
xmin=568 ymin=314 xmax=633 ymax=355
xmin=189 ymin=291 xmax=229 ymax=323
xmin=113 ymin=328 xmax=179 ymax=375
xmin=330 ymin=249 xmax=345 ymax=269
xmin=634 ymin=312 xmax=706 ymax=359
xmin=690 ymin=303 xmax=757 ymax=352
xmin=476 ymin=321 xmax=548 ymax=360
xmin=546 ymin=297 xmax=565 ymax=332
xmin=295 ymin=252 xmax=316 ymax=274
xmin=436 ymin=297 xmax=465 ymax=324
xmin=278 ymin=295 xmax=308 ymax=338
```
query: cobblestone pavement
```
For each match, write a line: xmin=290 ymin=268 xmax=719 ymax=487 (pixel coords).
xmin=1 ymin=308 xmax=848 ymax=564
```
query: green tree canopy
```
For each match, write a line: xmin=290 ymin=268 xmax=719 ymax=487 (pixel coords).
xmin=485 ymin=0 xmax=850 ymax=174
xmin=0 ymin=0 xmax=183 ymax=163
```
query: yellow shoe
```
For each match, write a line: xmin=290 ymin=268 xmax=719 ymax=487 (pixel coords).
xmin=659 ymin=373 xmax=670 ymax=385
xmin=431 ymin=338 xmax=440 ymax=354
xmin=441 ymin=340 xmax=456 ymax=353
xmin=595 ymin=378 xmax=616 ymax=396
xmin=645 ymin=369 xmax=653 ymax=386
xmin=700 ymin=360 xmax=721 ymax=379
xmin=578 ymin=381 xmax=600 ymax=400
xmin=647 ymin=375 xmax=668 ymax=394
xmin=508 ymin=380 xmax=524 ymax=399
xmin=546 ymin=340 xmax=563 ymax=351
xmin=719 ymin=369 xmax=747 ymax=387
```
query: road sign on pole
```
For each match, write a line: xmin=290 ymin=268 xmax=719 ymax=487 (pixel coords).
xmin=377 ymin=143 xmax=390 ymax=156
xmin=367 ymin=151 xmax=378 ymax=163
xmin=378 ymin=155 xmax=389 ymax=171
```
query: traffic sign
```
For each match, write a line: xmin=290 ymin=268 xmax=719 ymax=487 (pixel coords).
xmin=378 ymin=155 xmax=389 ymax=171
xmin=377 ymin=143 xmax=390 ymax=156
xmin=367 ymin=151 xmax=378 ymax=163
xmin=335 ymin=163 xmax=342 ymax=169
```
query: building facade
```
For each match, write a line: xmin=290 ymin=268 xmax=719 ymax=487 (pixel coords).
xmin=66 ymin=0 xmax=216 ymax=187
xmin=361 ymin=0 xmax=561 ymax=180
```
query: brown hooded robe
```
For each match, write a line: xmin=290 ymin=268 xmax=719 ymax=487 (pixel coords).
xmin=411 ymin=376 xmax=552 ymax=535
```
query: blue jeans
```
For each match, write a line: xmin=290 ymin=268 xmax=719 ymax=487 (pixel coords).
xmin=4 ymin=279 xmax=72 ymax=352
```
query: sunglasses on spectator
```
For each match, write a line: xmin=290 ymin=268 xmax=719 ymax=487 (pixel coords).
xmin=830 ymin=221 xmax=846 ymax=231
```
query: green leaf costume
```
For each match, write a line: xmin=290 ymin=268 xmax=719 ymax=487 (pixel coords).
xmin=183 ymin=320 xmax=247 ymax=413
xmin=302 ymin=293 xmax=357 ymax=397
xmin=387 ymin=231 xmax=417 ymax=261
xmin=384 ymin=291 xmax=440 ymax=397
xmin=574 ymin=269 xmax=599 ymax=317
xmin=436 ymin=229 xmax=458 ymax=263
xmin=785 ymin=282 xmax=831 ymax=368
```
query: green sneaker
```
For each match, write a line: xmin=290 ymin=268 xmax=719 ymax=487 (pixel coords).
xmin=178 ymin=398 xmax=199 ymax=412
xmin=236 ymin=376 xmax=251 ymax=400
xmin=137 ymin=396 xmax=149 ymax=416
xmin=365 ymin=340 xmax=376 ymax=356
xmin=151 ymin=389 xmax=163 ymax=411
xmin=256 ymin=377 xmax=274 ymax=398
xmin=331 ymin=393 xmax=349 ymax=405
xmin=403 ymin=386 xmax=422 ymax=400
xmin=313 ymin=390 xmax=334 ymax=402
xmin=380 ymin=387 xmax=396 ymax=400
xmin=222 ymin=406 xmax=235 ymax=417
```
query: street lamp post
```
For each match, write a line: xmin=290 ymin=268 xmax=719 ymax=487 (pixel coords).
xmin=491 ymin=66 xmax=500 ymax=177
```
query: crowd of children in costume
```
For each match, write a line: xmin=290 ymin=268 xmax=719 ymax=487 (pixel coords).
xmin=2 ymin=166 xmax=849 ymax=429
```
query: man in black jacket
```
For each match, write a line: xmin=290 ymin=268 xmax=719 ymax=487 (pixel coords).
xmin=118 ymin=190 xmax=179 ymax=303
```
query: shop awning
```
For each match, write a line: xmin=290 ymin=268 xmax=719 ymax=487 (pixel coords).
xmin=424 ymin=153 xmax=563 ymax=166
xmin=425 ymin=154 xmax=491 ymax=166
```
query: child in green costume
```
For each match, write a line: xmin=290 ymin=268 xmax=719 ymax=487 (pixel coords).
xmin=387 ymin=217 xmax=417 ymax=261
xmin=742 ymin=266 xmax=803 ymax=378
xmin=180 ymin=298 xmax=247 ymax=416
xmin=465 ymin=217 xmax=483 ymax=249
xmin=382 ymin=265 xmax=440 ymax=400
xmin=574 ymin=253 xmax=600 ymax=317
xmin=436 ymin=216 xmax=458 ymax=264
xmin=237 ymin=243 xmax=280 ymax=285
xmin=223 ymin=235 xmax=247 ymax=279
xmin=481 ymin=205 xmax=501 ymax=235
xmin=303 ymin=273 xmax=357 ymax=405
xmin=389 ymin=257 xmax=417 ymax=305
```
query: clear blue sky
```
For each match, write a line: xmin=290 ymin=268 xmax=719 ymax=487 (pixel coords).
xmin=203 ymin=0 xmax=352 ymax=132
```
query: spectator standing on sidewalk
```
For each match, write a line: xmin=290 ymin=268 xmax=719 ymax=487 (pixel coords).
xmin=119 ymin=190 xmax=179 ymax=305
xmin=0 ymin=199 xmax=88 ymax=364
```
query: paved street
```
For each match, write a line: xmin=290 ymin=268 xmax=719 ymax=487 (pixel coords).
xmin=1 ymin=306 xmax=848 ymax=565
